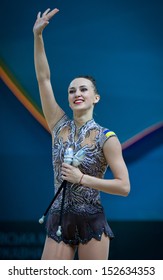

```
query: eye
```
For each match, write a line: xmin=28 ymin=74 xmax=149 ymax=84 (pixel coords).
xmin=80 ymin=87 xmax=88 ymax=92
xmin=69 ymin=89 xmax=76 ymax=94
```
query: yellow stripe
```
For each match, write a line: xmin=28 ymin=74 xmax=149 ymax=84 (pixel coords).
xmin=105 ymin=131 xmax=116 ymax=138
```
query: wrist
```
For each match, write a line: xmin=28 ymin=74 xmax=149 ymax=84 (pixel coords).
xmin=33 ymin=32 xmax=43 ymax=39
xmin=78 ymin=174 xmax=84 ymax=185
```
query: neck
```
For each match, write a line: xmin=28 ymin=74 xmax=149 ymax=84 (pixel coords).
xmin=73 ymin=111 xmax=93 ymax=129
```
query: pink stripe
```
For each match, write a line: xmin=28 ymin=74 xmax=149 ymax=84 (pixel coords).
xmin=122 ymin=122 xmax=163 ymax=150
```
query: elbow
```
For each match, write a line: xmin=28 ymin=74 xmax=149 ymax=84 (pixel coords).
xmin=121 ymin=182 xmax=130 ymax=197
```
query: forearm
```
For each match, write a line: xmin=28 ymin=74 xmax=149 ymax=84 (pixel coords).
xmin=34 ymin=34 xmax=50 ymax=82
xmin=82 ymin=174 xmax=130 ymax=197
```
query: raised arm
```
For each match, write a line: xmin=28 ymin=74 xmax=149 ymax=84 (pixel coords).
xmin=33 ymin=8 xmax=64 ymax=132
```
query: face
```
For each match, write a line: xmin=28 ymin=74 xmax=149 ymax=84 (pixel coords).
xmin=68 ymin=78 xmax=100 ymax=112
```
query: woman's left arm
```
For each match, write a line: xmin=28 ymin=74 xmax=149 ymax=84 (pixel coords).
xmin=61 ymin=136 xmax=130 ymax=196
xmin=80 ymin=136 xmax=130 ymax=196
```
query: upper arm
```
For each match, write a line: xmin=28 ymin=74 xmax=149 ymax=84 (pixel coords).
xmin=103 ymin=136 xmax=129 ymax=183
xmin=38 ymin=79 xmax=65 ymax=132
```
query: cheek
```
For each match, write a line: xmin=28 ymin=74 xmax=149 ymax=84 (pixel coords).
xmin=68 ymin=96 xmax=73 ymax=108
xmin=88 ymin=95 xmax=96 ymax=104
xmin=68 ymin=95 xmax=71 ymax=103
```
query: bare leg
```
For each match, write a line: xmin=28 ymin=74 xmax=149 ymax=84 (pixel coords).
xmin=78 ymin=234 xmax=110 ymax=260
xmin=41 ymin=236 xmax=76 ymax=260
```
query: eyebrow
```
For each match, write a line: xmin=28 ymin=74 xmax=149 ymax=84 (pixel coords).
xmin=69 ymin=85 xmax=88 ymax=90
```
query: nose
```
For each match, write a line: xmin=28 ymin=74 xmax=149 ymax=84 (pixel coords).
xmin=74 ymin=89 xmax=81 ymax=97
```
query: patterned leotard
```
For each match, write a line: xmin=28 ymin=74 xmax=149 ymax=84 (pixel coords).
xmin=46 ymin=114 xmax=116 ymax=245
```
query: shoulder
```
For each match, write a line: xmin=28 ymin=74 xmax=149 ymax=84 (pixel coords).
xmin=98 ymin=125 xmax=117 ymax=148
xmin=103 ymin=134 xmax=122 ymax=152
xmin=52 ymin=114 xmax=70 ymax=135
xmin=93 ymin=120 xmax=117 ymax=147
xmin=102 ymin=132 xmax=123 ymax=167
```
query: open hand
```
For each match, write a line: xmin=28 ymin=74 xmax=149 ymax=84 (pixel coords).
xmin=33 ymin=8 xmax=59 ymax=35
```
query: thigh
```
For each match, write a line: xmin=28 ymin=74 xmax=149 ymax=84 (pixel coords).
xmin=78 ymin=233 xmax=110 ymax=260
xmin=41 ymin=236 xmax=76 ymax=260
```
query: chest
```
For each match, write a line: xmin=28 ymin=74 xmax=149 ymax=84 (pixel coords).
xmin=53 ymin=125 xmax=107 ymax=175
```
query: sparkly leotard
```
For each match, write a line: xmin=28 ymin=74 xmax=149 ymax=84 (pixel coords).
xmin=46 ymin=114 xmax=116 ymax=245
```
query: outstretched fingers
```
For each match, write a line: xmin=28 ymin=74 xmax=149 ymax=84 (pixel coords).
xmin=34 ymin=8 xmax=59 ymax=35
xmin=36 ymin=8 xmax=59 ymax=21
xmin=46 ymin=8 xmax=59 ymax=20
xmin=39 ymin=8 xmax=59 ymax=21
xmin=37 ymin=12 xmax=41 ymax=19
xmin=42 ymin=8 xmax=51 ymax=16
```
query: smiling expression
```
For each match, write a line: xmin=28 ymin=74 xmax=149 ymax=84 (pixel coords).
xmin=68 ymin=78 xmax=100 ymax=112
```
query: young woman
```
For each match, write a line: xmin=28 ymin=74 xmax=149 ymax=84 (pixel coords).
xmin=33 ymin=8 xmax=130 ymax=260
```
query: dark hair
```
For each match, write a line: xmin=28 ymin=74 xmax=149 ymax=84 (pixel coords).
xmin=76 ymin=75 xmax=99 ymax=95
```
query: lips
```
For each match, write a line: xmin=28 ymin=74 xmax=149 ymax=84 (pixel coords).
xmin=74 ymin=99 xmax=84 ymax=104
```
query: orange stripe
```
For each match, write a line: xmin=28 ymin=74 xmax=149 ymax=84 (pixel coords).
xmin=0 ymin=66 xmax=50 ymax=133
xmin=1 ymin=66 xmax=162 ymax=147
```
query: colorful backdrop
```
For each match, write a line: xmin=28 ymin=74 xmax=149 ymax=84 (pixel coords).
xmin=0 ymin=0 xmax=163 ymax=259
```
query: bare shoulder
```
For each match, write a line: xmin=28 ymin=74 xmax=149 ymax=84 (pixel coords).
xmin=102 ymin=135 xmax=125 ymax=167
xmin=102 ymin=132 xmax=130 ymax=192
xmin=103 ymin=135 xmax=122 ymax=154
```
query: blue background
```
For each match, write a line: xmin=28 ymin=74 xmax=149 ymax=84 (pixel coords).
xmin=0 ymin=0 xmax=163 ymax=223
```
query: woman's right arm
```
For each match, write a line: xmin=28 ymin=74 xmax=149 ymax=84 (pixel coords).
xmin=33 ymin=8 xmax=64 ymax=132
